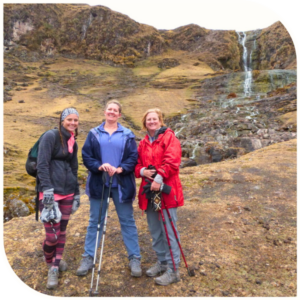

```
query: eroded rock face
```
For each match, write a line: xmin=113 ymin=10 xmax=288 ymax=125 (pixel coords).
xmin=12 ymin=20 xmax=34 ymax=41
xmin=157 ymin=58 xmax=180 ymax=69
xmin=168 ymin=79 xmax=297 ymax=167
xmin=3 ymin=5 xmax=296 ymax=69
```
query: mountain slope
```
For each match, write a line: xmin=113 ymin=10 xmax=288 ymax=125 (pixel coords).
xmin=4 ymin=139 xmax=296 ymax=297
xmin=4 ymin=4 xmax=296 ymax=70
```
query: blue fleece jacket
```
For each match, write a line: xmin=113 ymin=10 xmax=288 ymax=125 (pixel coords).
xmin=82 ymin=123 xmax=138 ymax=202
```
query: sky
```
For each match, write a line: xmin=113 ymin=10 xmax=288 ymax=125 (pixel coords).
xmin=87 ymin=0 xmax=282 ymax=31
xmin=5 ymin=0 xmax=295 ymax=33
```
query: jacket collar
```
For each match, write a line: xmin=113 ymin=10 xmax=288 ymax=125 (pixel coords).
xmin=97 ymin=122 xmax=135 ymax=139
xmin=146 ymin=126 xmax=169 ymax=143
xmin=98 ymin=122 xmax=123 ymax=132
xmin=60 ymin=126 xmax=72 ymax=139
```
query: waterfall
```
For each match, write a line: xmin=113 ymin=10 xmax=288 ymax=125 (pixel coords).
xmin=181 ymin=114 xmax=187 ymax=121
xmin=81 ymin=13 xmax=93 ymax=41
xmin=147 ymin=42 xmax=151 ymax=56
xmin=175 ymin=126 xmax=185 ymax=137
xmin=269 ymin=71 xmax=275 ymax=90
xmin=238 ymin=31 xmax=252 ymax=97
xmin=190 ymin=144 xmax=199 ymax=160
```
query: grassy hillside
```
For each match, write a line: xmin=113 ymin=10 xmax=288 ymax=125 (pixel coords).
xmin=4 ymin=139 xmax=296 ymax=296
xmin=3 ymin=52 xmax=214 ymax=194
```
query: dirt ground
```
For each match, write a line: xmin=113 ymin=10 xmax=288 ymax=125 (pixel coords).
xmin=3 ymin=139 xmax=297 ymax=297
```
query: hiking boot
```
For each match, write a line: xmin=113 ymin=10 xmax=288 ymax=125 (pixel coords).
xmin=146 ymin=261 xmax=168 ymax=277
xmin=129 ymin=256 xmax=142 ymax=277
xmin=155 ymin=267 xmax=180 ymax=286
xmin=46 ymin=259 xmax=68 ymax=272
xmin=47 ymin=267 xmax=59 ymax=289
xmin=76 ymin=255 xmax=94 ymax=276
xmin=59 ymin=260 xmax=68 ymax=272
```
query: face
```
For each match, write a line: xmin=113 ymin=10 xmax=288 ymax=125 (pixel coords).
xmin=62 ymin=114 xmax=79 ymax=133
xmin=145 ymin=112 xmax=162 ymax=132
xmin=104 ymin=103 xmax=121 ymax=122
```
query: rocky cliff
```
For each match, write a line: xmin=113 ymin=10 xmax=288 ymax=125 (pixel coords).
xmin=4 ymin=4 xmax=296 ymax=70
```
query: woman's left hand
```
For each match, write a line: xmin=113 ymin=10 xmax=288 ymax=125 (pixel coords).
xmin=150 ymin=181 xmax=161 ymax=192
xmin=115 ymin=167 xmax=123 ymax=174
xmin=107 ymin=166 xmax=117 ymax=177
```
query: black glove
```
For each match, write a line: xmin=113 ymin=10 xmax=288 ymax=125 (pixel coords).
xmin=147 ymin=165 xmax=157 ymax=178
xmin=142 ymin=179 xmax=156 ymax=201
xmin=160 ymin=183 xmax=172 ymax=195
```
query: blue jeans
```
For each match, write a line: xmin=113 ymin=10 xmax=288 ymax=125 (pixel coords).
xmin=83 ymin=187 xmax=141 ymax=260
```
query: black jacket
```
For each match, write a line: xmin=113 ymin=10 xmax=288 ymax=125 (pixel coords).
xmin=37 ymin=127 xmax=79 ymax=195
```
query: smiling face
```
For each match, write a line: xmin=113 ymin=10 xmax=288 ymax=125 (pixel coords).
xmin=145 ymin=112 xmax=162 ymax=134
xmin=62 ymin=114 xmax=79 ymax=133
xmin=104 ymin=103 xmax=121 ymax=123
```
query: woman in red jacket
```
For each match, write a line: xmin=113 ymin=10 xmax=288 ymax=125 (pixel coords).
xmin=135 ymin=108 xmax=184 ymax=286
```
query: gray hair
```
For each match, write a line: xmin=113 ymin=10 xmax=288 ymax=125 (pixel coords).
xmin=61 ymin=108 xmax=79 ymax=121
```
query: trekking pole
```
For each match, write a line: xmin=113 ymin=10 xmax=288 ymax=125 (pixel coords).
xmin=159 ymin=208 xmax=177 ymax=272
xmin=162 ymin=197 xmax=195 ymax=277
xmin=89 ymin=174 xmax=113 ymax=297
xmin=89 ymin=172 xmax=107 ymax=297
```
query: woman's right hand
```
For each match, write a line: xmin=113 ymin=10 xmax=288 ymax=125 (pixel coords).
xmin=143 ymin=169 xmax=156 ymax=179
xmin=99 ymin=163 xmax=112 ymax=172
xmin=99 ymin=163 xmax=116 ymax=177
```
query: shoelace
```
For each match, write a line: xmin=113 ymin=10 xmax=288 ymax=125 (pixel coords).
xmin=131 ymin=259 xmax=140 ymax=267
xmin=49 ymin=268 xmax=58 ymax=278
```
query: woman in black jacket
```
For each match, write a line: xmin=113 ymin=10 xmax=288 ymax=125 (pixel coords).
xmin=37 ymin=107 xmax=80 ymax=290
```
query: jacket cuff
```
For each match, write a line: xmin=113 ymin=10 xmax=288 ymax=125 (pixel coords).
xmin=42 ymin=188 xmax=54 ymax=192
xmin=154 ymin=174 xmax=163 ymax=184
xmin=140 ymin=167 xmax=146 ymax=177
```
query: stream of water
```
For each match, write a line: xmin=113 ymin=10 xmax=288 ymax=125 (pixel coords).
xmin=238 ymin=31 xmax=252 ymax=97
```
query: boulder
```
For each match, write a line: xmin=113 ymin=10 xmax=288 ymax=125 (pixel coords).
xmin=180 ymin=159 xmax=197 ymax=168
xmin=5 ymin=198 xmax=30 ymax=218
xmin=232 ymin=138 xmax=262 ymax=152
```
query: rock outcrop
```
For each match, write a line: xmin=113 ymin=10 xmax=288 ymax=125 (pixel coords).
xmin=167 ymin=81 xmax=297 ymax=167
xmin=4 ymin=4 xmax=296 ymax=70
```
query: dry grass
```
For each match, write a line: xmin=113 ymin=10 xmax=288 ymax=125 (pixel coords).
xmin=276 ymin=111 xmax=297 ymax=129
xmin=119 ymin=88 xmax=190 ymax=127
xmin=3 ymin=139 xmax=297 ymax=297
xmin=4 ymin=53 xmax=212 ymax=189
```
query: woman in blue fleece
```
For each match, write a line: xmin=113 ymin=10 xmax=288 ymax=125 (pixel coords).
xmin=76 ymin=100 xmax=142 ymax=277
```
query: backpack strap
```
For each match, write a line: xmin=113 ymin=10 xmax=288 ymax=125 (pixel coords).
xmin=51 ymin=129 xmax=62 ymax=159
xmin=35 ymin=177 xmax=40 ymax=221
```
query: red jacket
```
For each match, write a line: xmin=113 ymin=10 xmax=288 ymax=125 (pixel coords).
xmin=135 ymin=128 xmax=184 ymax=211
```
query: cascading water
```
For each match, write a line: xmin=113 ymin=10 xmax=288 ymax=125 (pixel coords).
xmin=190 ymin=144 xmax=199 ymax=160
xmin=238 ymin=31 xmax=252 ymax=97
xmin=175 ymin=126 xmax=185 ymax=137
xmin=175 ymin=114 xmax=188 ymax=137
xmin=269 ymin=72 xmax=275 ymax=90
